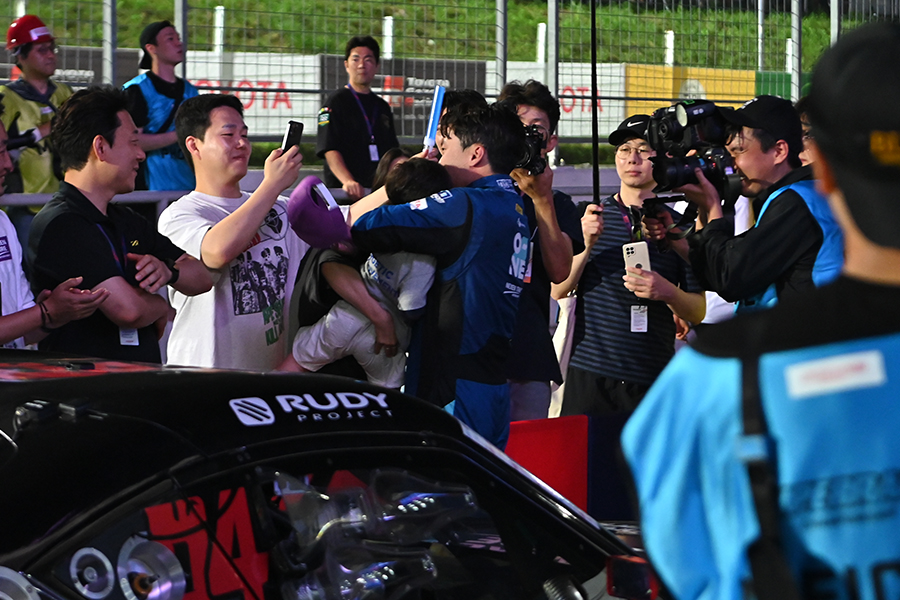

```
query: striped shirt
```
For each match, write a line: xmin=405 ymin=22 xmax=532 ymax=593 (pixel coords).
xmin=569 ymin=196 xmax=701 ymax=386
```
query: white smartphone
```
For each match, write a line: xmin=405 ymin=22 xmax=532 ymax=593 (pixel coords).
xmin=623 ymin=241 xmax=651 ymax=274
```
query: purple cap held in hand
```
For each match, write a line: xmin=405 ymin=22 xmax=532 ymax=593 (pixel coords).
xmin=287 ymin=176 xmax=352 ymax=250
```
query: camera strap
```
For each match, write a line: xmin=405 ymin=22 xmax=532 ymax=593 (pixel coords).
xmin=633 ymin=196 xmax=698 ymax=240
xmin=664 ymin=202 xmax=698 ymax=240
xmin=613 ymin=194 xmax=644 ymax=241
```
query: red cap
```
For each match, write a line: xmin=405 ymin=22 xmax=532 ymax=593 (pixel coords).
xmin=7 ymin=15 xmax=54 ymax=51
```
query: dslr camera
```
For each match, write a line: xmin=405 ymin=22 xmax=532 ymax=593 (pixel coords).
xmin=646 ymin=99 xmax=742 ymax=206
xmin=516 ymin=124 xmax=547 ymax=175
xmin=6 ymin=129 xmax=40 ymax=152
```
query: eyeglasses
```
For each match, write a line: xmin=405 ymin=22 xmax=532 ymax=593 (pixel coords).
xmin=32 ymin=42 xmax=58 ymax=56
xmin=616 ymin=144 xmax=652 ymax=158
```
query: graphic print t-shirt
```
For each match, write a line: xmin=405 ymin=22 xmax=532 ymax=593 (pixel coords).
xmin=158 ymin=191 xmax=308 ymax=370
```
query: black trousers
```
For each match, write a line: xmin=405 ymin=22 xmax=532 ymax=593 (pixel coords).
xmin=560 ymin=365 xmax=650 ymax=417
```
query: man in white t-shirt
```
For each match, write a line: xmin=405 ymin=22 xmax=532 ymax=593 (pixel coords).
xmin=158 ymin=94 xmax=307 ymax=370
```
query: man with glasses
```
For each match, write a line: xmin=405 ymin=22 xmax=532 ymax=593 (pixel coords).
xmin=623 ymin=25 xmax=900 ymax=600
xmin=1 ymin=15 xmax=73 ymax=249
xmin=651 ymin=95 xmax=843 ymax=314
xmin=316 ymin=36 xmax=398 ymax=201
xmin=551 ymin=115 xmax=705 ymax=416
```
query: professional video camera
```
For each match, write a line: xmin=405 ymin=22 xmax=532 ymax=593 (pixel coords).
xmin=646 ymin=99 xmax=742 ymax=206
xmin=516 ymin=124 xmax=547 ymax=175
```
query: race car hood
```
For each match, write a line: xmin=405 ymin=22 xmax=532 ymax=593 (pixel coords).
xmin=0 ymin=351 xmax=468 ymax=560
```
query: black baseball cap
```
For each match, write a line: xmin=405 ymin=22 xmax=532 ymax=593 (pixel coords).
xmin=806 ymin=23 xmax=900 ymax=249
xmin=718 ymin=95 xmax=803 ymax=160
xmin=139 ymin=20 xmax=173 ymax=70
xmin=609 ymin=114 xmax=650 ymax=147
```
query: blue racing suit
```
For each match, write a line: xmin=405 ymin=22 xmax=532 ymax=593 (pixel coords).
xmin=352 ymin=174 xmax=530 ymax=448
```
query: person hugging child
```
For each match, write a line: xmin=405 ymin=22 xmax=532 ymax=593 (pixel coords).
xmin=278 ymin=158 xmax=452 ymax=388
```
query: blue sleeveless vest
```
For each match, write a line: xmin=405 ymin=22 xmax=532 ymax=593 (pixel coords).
xmin=123 ymin=73 xmax=198 ymax=191
xmin=736 ymin=180 xmax=843 ymax=313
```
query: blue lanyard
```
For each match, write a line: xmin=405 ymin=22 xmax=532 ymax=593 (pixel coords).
xmin=346 ymin=85 xmax=376 ymax=144
xmin=95 ymin=224 xmax=128 ymax=276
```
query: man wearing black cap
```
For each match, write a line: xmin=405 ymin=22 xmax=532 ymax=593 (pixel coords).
xmin=551 ymin=115 xmax=705 ymax=416
xmin=662 ymin=94 xmax=844 ymax=313
xmin=622 ymin=23 xmax=900 ymax=600
xmin=123 ymin=20 xmax=197 ymax=191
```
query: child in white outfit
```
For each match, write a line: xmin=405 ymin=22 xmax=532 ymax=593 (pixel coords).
xmin=283 ymin=159 xmax=452 ymax=388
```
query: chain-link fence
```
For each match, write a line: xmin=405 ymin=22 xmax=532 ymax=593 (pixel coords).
xmin=181 ymin=0 xmax=504 ymax=140
xmin=552 ymin=0 xmax=897 ymax=140
xmin=1 ymin=0 xmax=896 ymax=144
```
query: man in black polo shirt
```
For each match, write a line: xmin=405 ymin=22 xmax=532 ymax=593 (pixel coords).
xmin=316 ymin=36 xmax=399 ymax=200
xmin=27 ymin=86 xmax=212 ymax=362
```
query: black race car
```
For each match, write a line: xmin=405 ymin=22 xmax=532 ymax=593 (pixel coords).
xmin=0 ymin=350 xmax=659 ymax=600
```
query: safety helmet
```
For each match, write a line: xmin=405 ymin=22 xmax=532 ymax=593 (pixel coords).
xmin=7 ymin=15 xmax=54 ymax=51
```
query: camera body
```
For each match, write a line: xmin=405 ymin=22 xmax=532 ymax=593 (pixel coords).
xmin=6 ymin=129 xmax=38 ymax=152
xmin=646 ymin=99 xmax=742 ymax=205
xmin=516 ymin=124 xmax=547 ymax=175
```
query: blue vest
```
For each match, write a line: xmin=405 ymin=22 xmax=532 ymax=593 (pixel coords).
xmin=736 ymin=180 xmax=844 ymax=313
xmin=623 ymin=331 xmax=900 ymax=600
xmin=123 ymin=73 xmax=198 ymax=191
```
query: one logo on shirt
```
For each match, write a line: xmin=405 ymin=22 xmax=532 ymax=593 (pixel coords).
xmin=498 ymin=178 xmax=515 ymax=192
xmin=0 ymin=236 xmax=11 ymax=263
xmin=130 ymin=239 xmax=139 ymax=247
xmin=410 ymin=199 xmax=428 ymax=211
xmin=785 ymin=350 xmax=886 ymax=399
xmin=508 ymin=231 xmax=529 ymax=290
xmin=515 ymin=203 xmax=523 ymax=215
xmin=230 ymin=397 xmax=276 ymax=426
xmin=429 ymin=193 xmax=445 ymax=204
xmin=318 ymin=108 xmax=331 ymax=127
xmin=438 ymin=190 xmax=453 ymax=200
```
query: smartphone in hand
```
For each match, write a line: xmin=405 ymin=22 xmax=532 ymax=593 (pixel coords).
xmin=281 ymin=120 xmax=304 ymax=151
xmin=623 ymin=241 xmax=651 ymax=276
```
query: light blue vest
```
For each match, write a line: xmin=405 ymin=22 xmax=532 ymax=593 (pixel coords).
xmin=736 ymin=180 xmax=844 ymax=313
xmin=624 ymin=333 xmax=900 ymax=600
xmin=123 ymin=73 xmax=198 ymax=191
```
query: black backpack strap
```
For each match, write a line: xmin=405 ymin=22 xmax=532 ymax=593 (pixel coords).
xmin=740 ymin=355 xmax=803 ymax=600
xmin=152 ymin=93 xmax=183 ymax=136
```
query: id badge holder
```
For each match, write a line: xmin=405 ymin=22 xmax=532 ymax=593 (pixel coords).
xmin=630 ymin=305 xmax=648 ymax=333
xmin=119 ymin=327 xmax=139 ymax=346
xmin=369 ymin=144 xmax=379 ymax=161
